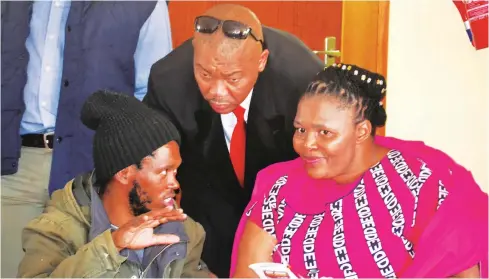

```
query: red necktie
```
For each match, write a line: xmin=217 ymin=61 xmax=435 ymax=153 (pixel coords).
xmin=230 ymin=106 xmax=246 ymax=187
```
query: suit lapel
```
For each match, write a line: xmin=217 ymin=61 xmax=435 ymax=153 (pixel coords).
xmin=244 ymin=70 xmax=288 ymax=193
xmin=192 ymin=69 xmax=289 ymax=200
xmin=194 ymin=100 xmax=244 ymax=202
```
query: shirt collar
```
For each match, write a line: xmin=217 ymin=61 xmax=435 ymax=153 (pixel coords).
xmin=241 ymin=88 xmax=253 ymax=111
xmin=241 ymin=88 xmax=253 ymax=121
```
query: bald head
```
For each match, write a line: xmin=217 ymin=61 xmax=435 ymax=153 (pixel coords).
xmin=202 ymin=4 xmax=263 ymax=40
xmin=193 ymin=4 xmax=264 ymax=57
xmin=192 ymin=4 xmax=269 ymax=115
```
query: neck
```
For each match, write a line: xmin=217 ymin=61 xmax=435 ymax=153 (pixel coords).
xmin=101 ymin=182 xmax=133 ymax=228
xmin=333 ymin=137 xmax=388 ymax=184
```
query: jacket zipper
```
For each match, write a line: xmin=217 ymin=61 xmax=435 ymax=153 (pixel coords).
xmin=139 ymin=240 xmax=188 ymax=278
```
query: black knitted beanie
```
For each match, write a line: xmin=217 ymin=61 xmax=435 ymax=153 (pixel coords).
xmin=80 ymin=90 xmax=180 ymax=182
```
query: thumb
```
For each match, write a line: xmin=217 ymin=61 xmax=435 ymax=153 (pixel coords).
xmin=151 ymin=233 xmax=180 ymax=246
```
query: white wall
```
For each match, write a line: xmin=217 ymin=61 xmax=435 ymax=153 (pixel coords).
xmin=386 ymin=0 xmax=489 ymax=192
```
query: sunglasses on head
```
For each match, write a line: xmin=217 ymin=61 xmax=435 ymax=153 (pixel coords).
xmin=194 ymin=15 xmax=265 ymax=49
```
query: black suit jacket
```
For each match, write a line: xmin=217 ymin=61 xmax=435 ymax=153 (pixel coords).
xmin=143 ymin=26 xmax=323 ymax=277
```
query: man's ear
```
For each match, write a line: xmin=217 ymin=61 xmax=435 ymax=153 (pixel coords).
xmin=355 ymin=120 xmax=372 ymax=144
xmin=258 ymin=49 xmax=269 ymax=72
xmin=113 ymin=165 xmax=137 ymax=186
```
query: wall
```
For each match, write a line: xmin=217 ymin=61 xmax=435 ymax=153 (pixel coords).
xmin=387 ymin=0 xmax=488 ymax=192
xmin=168 ymin=1 xmax=343 ymax=51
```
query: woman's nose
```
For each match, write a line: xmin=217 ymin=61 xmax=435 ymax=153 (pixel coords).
xmin=304 ymin=132 xmax=317 ymax=150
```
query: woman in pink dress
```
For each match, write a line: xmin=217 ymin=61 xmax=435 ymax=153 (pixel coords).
xmin=231 ymin=64 xmax=488 ymax=278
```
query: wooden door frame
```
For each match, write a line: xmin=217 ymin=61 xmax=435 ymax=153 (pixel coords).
xmin=340 ymin=1 xmax=390 ymax=136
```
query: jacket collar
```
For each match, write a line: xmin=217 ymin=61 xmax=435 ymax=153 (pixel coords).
xmin=88 ymin=182 xmax=145 ymax=264
xmin=73 ymin=171 xmax=189 ymax=274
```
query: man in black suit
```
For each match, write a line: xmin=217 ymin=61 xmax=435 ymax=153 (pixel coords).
xmin=143 ymin=4 xmax=323 ymax=277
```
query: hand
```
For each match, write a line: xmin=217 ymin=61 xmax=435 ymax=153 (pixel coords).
xmin=451 ymin=264 xmax=480 ymax=278
xmin=233 ymin=221 xmax=277 ymax=278
xmin=111 ymin=206 xmax=187 ymax=251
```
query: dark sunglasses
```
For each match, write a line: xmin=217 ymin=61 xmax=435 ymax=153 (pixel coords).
xmin=194 ymin=15 xmax=264 ymax=49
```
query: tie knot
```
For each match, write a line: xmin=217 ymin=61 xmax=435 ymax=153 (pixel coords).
xmin=233 ymin=106 xmax=246 ymax=121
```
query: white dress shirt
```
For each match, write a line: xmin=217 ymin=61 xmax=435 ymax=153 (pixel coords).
xmin=20 ymin=0 xmax=172 ymax=135
xmin=221 ymin=89 xmax=253 ymax=151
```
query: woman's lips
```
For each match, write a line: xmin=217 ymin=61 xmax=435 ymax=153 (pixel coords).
xmin=302 ymin=156 xmax=325 ymax=165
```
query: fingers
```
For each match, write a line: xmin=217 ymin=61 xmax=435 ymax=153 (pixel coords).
xmin=157 ymin=214 xmax=187 ymax=224
xmin=127 ymin=214 xmax=154 ymax=231
xmin=151 ymin=233 xmax=180 ymax=245
xmin=146 ymin=219 xmax=161 ymax=228
xmin=134 ymin=207 xmax=186 ymax=229
xmin=126 ymin=214 xmax=153 ymax=232
xmin=159 ymin=208 xmax=185 ymax=217
xmin=139 ymin=207 xmax=181 ymax=221
xmin=128 ymin=209 xmax=171 ymax=229
xmin=145 ymin=206 xmax=175 ymax=218
xmin=152 ymin=208 xmax=186 ymax=220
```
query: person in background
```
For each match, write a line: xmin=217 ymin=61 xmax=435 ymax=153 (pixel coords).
xmin=18 ymin=90 xmax=214 ymax=278
xmin=1 ymin=1 xmax=172 ymax=277
xmin=231 ymin=64 xmax=488 ymax=278
xmin=143 ymin=4 xmax=324 ymax=277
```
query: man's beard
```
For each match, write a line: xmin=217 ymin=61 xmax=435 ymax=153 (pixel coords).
xmin=128 ymin=181 xmax=151 ymax=216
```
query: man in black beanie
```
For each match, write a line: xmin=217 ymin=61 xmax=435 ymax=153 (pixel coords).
xmin=17 ymin=90 xmax=214 ymax=278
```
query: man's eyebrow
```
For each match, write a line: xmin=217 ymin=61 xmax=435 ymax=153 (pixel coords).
xmin=223 ymin=70 xmax=241 ymax=76
xmin=195 ymin=63 xmax=210 ymax=72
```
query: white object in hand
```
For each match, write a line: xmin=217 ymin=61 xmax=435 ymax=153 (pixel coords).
xmin=249 ymin=262 xmax=298 ymax=279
